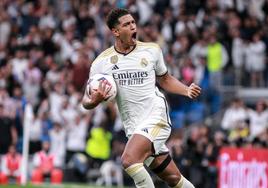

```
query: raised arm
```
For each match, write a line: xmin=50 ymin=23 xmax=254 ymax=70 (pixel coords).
xmin=157 ymin=73 xmax=201 ymax=99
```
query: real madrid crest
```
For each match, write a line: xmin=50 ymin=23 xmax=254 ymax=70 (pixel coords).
xmin=140 ymin=58 xmax=148 ymax=67
xmin=111 ymin=55 xmax=118 ymax=64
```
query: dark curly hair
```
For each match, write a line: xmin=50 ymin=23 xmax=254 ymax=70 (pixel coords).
xmin=106 ymin=8 xmax=130 ymax=30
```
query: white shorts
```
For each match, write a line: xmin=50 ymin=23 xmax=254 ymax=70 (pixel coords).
xmin=127 ymin=96 xmax=171 ymax=160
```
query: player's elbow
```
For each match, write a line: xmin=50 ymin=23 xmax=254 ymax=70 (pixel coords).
xmin=82 ymin=102 xmax=90 ymax=110
xmin=82 ymin=101 xmax=95 ymax=110
xmin=157 ymin=72 xmax=170 ymax=86
xmin=82 ymin=96 xmax=95 ymax=110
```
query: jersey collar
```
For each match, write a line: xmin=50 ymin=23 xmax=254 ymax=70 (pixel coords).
xmin=113 ymin=44 xmax=137 ymax=56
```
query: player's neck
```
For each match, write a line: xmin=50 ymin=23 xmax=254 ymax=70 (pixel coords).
xmin=114 ymin=40 xmax=135 ymax=55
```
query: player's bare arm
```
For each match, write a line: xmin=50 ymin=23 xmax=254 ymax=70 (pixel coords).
xmin=82 ymin=80 xmax=111 ymax=109
xmin=157 ymin=72 xmax=201 ymax=99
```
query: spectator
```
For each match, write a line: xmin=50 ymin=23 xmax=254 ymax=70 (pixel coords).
xmin=44 ymin=59 xmax=61 ymax=85
xmin=29 ymin=111 xmax=44 ymax=154
xmin=247 ymin=99 xmax=268 ymax=138
xmin=49 ymin=82 xmax=67 ymax=123
xmin=230 ymin=28 xmax=245 ymax=86
xmin=167 ymin=130 xmax=187 ymax=175
xmin=11 ymin=85 xmax=26 ymax=152
xmin=41 ymin=28 xmax=58 ymax=56
xmin=70 ymin=52 xmax=90 ymax=92
xmin=23 ymin=60 xmax=42 ymax=107
xmin=85 ymin=117 xmax=112 ymax=168
xmin=161 ymin=8 xmax=174 ymax=43
xmin=0 ymin=145 xmax=22 ymax=185
xmin=221 ymin=98 xmax=248 ymax=131
xmin=9 ymin=48 xmax=28 ymax=85
xmin=184 ymin=126 xmax=207 ymax=187
xmin=20 ymin=2 xmax=39 ymax=36
xmin=39 ymin=6 xmax=57 ymax=30
xmin=0 ymin=10 xmax=11 ymax=47
xmin=97 ymin=131 xmax=126 ymax=186
xmin=52 ymin=26 xmax=76 ymax=63
xmin=189 ymin=36 xmax=207 ymax=70
xmin=75 ymin=4 xmax=95 ymax=38
xmin=245 ymin=32 xmax=266 ymax=87
xmin=0 ymin=103 xmax=17 ymax=155
xmin=31 ymin=141 xmax=63 ymax=184
xmin=207 ymin=30 xmax=229 ymax=85
xmin=49 ymin=122 xmax=66 ymax=168
xmin=65 ymin=114 xmax=90 ymax=164
xmin=203 ymin=130 xmax=226 ymax=188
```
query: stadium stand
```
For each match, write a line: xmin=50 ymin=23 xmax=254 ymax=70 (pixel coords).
xmin=0 ymin=0 xmax=267 ymax=187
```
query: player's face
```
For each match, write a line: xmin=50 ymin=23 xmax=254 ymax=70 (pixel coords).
xmin=114 ymin=14 xmax=137 ymax=46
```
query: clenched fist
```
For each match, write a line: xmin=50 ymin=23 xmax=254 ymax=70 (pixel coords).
xmin=187 ymin=83 xmax=201 ymax=99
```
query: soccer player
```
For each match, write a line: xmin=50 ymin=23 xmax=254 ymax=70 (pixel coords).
xmin=82 ymin=8 xmax=201 ymax=188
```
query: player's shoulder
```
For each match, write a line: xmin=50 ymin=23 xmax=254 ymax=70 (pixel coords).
xmin=137 ymin=41 xmax=161 ymax=50
xmin=92 ymin=46 xmax=116 ymax=65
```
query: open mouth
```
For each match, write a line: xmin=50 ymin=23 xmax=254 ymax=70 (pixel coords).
xmin=132 ymin=32 xmax=137 ymax=40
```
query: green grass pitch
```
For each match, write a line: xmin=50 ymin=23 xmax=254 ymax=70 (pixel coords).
xmin=3 ymin=184 xmax=130 ymax=188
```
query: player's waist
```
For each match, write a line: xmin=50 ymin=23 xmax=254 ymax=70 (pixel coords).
xmin=118 ymin=90 xmax=162 ymax=102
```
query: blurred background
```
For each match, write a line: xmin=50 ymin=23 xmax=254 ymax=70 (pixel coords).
xmin=0 ymin=0 xmax=268 ymax=188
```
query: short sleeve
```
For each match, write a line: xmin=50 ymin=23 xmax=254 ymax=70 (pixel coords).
xmin=89 ymin=63 xmax=97 ymax=78
xmin=89 ymin=59 xmax=102 ymax=78
xmin=155 ymin=47 xmax=168 ymax=76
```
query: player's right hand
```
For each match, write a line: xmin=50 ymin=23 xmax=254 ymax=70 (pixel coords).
xmin=90 ymin=80 xmax=111 ymax=104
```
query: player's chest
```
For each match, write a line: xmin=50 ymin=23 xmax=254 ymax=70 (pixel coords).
xmin=103 ymin=53 xmax=155 ymax=73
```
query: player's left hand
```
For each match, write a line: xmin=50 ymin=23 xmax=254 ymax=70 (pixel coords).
xmin=187 ymin=83 xmax=201 ymax=99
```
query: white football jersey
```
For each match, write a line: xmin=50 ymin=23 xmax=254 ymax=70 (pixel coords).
xmin=89 ymin=41 xmax=171 ymax=136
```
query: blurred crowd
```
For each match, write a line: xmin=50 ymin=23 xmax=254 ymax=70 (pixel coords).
xmin=0 ymin=0 xmax=268 ymax=187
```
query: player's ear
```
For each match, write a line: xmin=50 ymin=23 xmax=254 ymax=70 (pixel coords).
xmin=112 ymin=27 xmax=120 ymax=37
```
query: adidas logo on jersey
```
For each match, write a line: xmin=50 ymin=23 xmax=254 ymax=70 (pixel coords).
xmin=112 ymin=65 xmax=119 ymax=70
xmin=141 ymin=128 xmax=148 ymax=133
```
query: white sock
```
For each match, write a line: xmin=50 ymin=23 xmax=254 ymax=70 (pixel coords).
xmin=125 ymin=163 xmax=155 ymax=188
xmin=172 ymin=175 xmax=195 ymax=188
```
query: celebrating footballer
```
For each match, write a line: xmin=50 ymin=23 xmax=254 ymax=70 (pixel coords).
xmin=82 ymin=8 xmax=201 ymax=188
